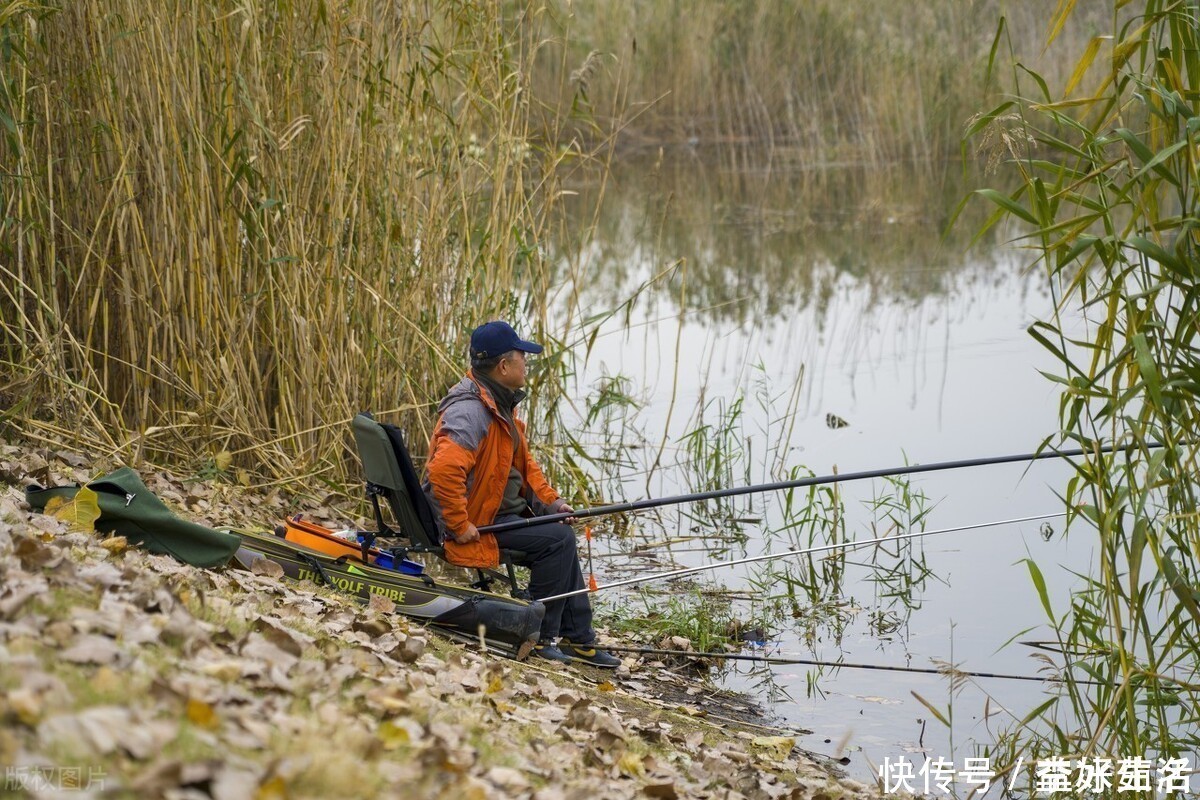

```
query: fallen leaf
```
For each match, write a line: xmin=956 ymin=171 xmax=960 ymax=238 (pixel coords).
xmin=365 ymin=685 xmax=411 ymax=716
xmin=352 ymin=615 xmax=391 ymax=638
xmin=256 ymin=775 xmax=288 ymax=800
xmin=7 ymin=688 xmax=42 ymax=725
xmin=0 ymin=582 xmax=44 ymax=620
xmin=617 ymin=751 xmax=645 ymax=778
xmin=378 ymin=718 xmax=423 ymax=750
xmin=212 ymin=765 xmax=262 ymax=798
xmin=751 ymin=735 xmax=796 ymax=761
xmin=644 ymin=782 xmax=679 ymax=799
xmin=252 ymin=617 xmax=309 ymax=657
xmin=486 ymin=766 xmax=530 ymax=792
xmin=13 ymin=535 xmax=64 ymax=569
xmin=90 ymin=666 xmax=123 ymax=695
xmin=186 ymin=698 xmax=219 ymax=730
xmin=55 ymin=450 xmax=89 ymax=468
xmin=100 ymin=536 xmax=128 ymax=555
xmin=53 ymin=485 xmax=101 ymax=532
xmin=39 ymin=706 xmax=167 ymax=759
xmin=61 ymin=634 xmax=122 ymax=665
xmin=368 ymin=593 xmax=396 ymax=614
xmin=201 ymin=660 xmax=245 ymax=682
xmin=488 ymin=698 xmax=515 ymax=715
xmin=250 ymin=557 xmax=284 ymax=579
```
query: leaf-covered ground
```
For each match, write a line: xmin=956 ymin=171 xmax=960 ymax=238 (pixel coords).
xmin=0 ymin=444 xmax=899 ymax=799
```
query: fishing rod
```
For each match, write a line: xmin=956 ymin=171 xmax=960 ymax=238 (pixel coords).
xmin=540 ymin=511 xmax=1066 ymax=603
xmin=597 ymin=645 xmax=1099 ymax=685
xmin=479 ymin=441 xmax=1158 ymax=534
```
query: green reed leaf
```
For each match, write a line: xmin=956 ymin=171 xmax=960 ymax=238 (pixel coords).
xmin=1128 ymin=235 xmax=1188 ymax=279
xmin=1132 ymin=333 xmax=1164 ymax=407
xmin=1023 ymin=558 xmax=1055 ymax=621
xmin=975 ymin=188 xmax=1040 ymax=226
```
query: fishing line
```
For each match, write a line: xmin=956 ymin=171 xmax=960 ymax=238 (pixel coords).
xmin=600 ymin=645 xmax=1099 ymax=685
xmin=540 ymin=511 xmax=1067 ymax=602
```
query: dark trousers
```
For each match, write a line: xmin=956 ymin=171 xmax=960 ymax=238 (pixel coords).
xmin=493 ymin=516 xmax=595 ymax=643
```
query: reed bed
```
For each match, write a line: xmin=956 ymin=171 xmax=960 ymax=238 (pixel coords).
xmin=0 ymin=0 xmax=599 ymax=486
xmin=523 ymin=0 xmax=1109 ymax=161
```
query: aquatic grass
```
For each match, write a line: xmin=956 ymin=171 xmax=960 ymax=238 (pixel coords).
xmin=671 ymin=392 xmax=760 ymax=546
xmin=745 ymin=470 xmax=936 ymax=659
xmin=595 ymin=583 xmax=756 ymax=654
xmin=556 ymin=372 xmax=645 ymax=508
xmin=862 ymin=474 xmax=938 ymax=619
xmin=970 ymin=0 xmax=1200 ymax=792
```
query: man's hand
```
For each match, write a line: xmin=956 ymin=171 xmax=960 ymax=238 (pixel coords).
xmin=551 ymin=499 xmax=576 ymax=524
xmin=455 ymin=523 xmax=481 ymax=544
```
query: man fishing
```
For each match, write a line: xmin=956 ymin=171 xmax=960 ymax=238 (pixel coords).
xmin=424 ymin=320 xmax=620 ymax=668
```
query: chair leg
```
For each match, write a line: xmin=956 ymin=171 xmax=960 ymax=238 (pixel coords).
xmin=470 ymin=569 xmax=495 ymax=592
xmin=504 ymin=560 xmax=530 ymax=601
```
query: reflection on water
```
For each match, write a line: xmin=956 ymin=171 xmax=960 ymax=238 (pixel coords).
xmin=556 ymin=152 xmax=1004 ymax=328
xmin=552 ymin=152 xmax=1084 ymax=783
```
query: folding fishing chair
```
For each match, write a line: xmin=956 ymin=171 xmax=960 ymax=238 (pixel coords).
xmin=351 ymin=412 xmax=530 ymax=598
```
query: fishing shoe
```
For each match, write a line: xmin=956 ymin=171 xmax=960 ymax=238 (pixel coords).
xmin=532 ymin=640 xmax=573 ymax=664
xmin=559 ymin=639 xmax=621 ymax=669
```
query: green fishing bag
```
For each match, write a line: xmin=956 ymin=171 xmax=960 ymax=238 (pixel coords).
xmin=25 ymin=466 xmax=241 ymax=568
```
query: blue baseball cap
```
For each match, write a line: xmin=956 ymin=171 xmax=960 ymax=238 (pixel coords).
xmin=469 ymin=321 xmax=544 ymax=360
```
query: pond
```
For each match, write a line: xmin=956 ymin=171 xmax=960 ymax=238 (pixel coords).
xmin=551 ymin=150 xmax=1096 ymax=785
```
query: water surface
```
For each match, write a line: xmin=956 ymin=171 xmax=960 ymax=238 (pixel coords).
xmin=553 ymin=153 xmax=1091 ymax=784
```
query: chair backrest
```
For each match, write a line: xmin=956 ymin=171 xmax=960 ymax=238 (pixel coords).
xmin=351 ymin=412 xmax=442 ymax=547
